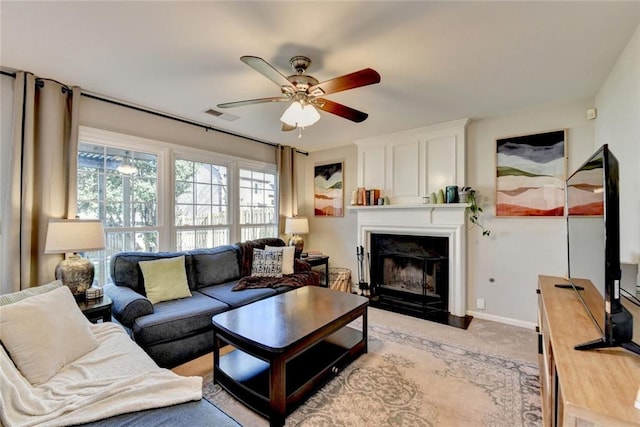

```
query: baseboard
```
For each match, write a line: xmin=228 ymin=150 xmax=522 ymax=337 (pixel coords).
xmin=467 ymin=310 xmax=537 ymax=330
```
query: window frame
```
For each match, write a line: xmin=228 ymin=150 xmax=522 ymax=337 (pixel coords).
xmin=237 ymin=160 xmax=278 ymax=241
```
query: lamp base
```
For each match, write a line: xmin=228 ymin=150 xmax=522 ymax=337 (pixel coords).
xmin=288 ymin=234 xmax=305 ymax=258
xmin=55 ymin=254 xmax=95 ymax=301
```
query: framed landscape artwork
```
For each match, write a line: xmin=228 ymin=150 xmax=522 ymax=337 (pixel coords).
xmin=496 ymin=129 xmax=566 ymax=216
xmin=314 ymin=162 xmax=344 ymax=217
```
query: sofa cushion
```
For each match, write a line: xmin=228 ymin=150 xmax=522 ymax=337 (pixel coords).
xmin=197 ymin=282 xmax=277 ymax=308
xmin=251 ymin=249 xmax=283 ymax=278
xmin=132 ymin=292 xmax=229 ymax=347
xmin=139 ymin=256 xmax=192 ymax=304
xmin=0 ymin=286 xmax=99 ymax=385
xmin=190 ymin=246 xmax=240 ymax=288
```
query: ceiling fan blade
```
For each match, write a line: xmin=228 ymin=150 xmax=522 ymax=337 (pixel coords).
xmin=217 ymin=96 xmax=289 ymax=109
xmin=315 ymin=98 xmax=369 ymax=123
xmin=240 ymin=56 xmax=295 ymax=90
xmin=281 ymin=123 xmax=296 ymax=132
xmin=308 ymin=68 xmax=380 ymax=97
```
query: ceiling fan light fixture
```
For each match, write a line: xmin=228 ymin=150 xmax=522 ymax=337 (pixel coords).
xmin=280 ymin=101 xmax=321 ymax=128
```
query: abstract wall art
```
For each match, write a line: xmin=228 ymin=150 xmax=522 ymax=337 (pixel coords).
xmin=314 ymin=161 xmax=344 ymax=217
xmin=496 ymin=130 xmax=566 ymax=216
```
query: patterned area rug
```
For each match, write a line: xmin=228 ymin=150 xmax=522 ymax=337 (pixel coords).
xmin=203 ymin=318 xmax=541 ymax=426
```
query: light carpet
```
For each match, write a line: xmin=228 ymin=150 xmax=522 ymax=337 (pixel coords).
xmin=203 ymin=308 xmax=542 ymax=426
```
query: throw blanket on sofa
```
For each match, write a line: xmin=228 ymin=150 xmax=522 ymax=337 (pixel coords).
xmin=0 ymin=322 xmax=202 ymax=427
xmin=233 ymin=239 xmax=319 ymax=291
xmin=233 ymin=268 xmax=315 ymax=291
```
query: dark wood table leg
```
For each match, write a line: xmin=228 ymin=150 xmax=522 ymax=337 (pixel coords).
xmin=213 ymin=331 xmax=220 ymax=385
xmin=363 ymin=308 xmax=368 ymax=353
xmin=102 ymin=306 xmax=112 ymax=323
xmin=269 ymin=355 xmax=286 ymax=427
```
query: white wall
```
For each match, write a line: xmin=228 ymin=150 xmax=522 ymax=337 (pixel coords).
xmin=466 ymin=100 xmax=596 ymax=326
xmin=80 ymin=96 xmax=276 ymax=164
xmin=307 ymin=100 xmax=596 ymax=326
xmin=300 ymin=145 xmax=360 ymax=288
xmin=594 ymin=22 xmax=640 ymax=269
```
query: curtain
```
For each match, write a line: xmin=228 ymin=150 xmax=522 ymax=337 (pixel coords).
xmin=277 ymin=145 xmax=298 ymax=235
xmin=0 ymin=72 xmax=80 ymax=293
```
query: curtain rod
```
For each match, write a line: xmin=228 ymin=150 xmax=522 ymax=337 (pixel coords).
xmin=2 ymin=70 xmax=309 ymax=155
xmin=81 ymin=92 xmax=309 ymax=156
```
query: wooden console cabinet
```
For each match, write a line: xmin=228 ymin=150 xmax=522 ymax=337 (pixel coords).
xmin=537 ymin=275 xmax=640 ymax=426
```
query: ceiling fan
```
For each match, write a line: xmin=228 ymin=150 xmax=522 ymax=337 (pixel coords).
xmin=217 ymin=55 xmax=381 ymax=134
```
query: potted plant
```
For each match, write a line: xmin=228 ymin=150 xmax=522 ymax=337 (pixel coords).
xmin=461 ymin=187 xmax=491 ymax=237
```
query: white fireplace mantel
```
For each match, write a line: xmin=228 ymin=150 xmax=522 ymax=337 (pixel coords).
xmin=348 ymin=204 xmax=467 ymax=317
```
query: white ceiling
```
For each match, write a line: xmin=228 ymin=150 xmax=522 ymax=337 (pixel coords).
xmin=2 ymin=1 xmax=639 ymax=151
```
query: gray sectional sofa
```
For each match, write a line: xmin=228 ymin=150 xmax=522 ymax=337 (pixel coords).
xmin=105 ymin=238 xmax=320 ymax=368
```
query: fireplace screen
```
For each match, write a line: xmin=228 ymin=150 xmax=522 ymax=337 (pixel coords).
xmin=370 ymin=233 xmax=449 ymax=317
xmin=381 ymin=255 xmax=440 ymax=297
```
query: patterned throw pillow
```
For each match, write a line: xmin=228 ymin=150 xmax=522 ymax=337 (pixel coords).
xmin=251 ymin=248 xmax=283 ymax=278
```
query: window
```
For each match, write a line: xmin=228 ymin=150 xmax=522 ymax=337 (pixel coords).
xmin=77 ymin=143 xmax=160 ymax=285
xmin=239 ymin=168 xmax=277 ymax=241
xmin=174 ymin=159 xmax=230 ymax=250
xmin=76 ymin=127 xmax=279 ymax=285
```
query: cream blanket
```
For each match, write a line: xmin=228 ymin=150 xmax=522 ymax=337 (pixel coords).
xmin=0 ymin=322 xmax=202 ymax=427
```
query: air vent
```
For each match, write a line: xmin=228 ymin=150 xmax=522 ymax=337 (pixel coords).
xmin=205 ymin=108 xmax=239 ymax=121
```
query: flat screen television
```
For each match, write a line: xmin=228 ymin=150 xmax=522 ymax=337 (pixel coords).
xmin=565 ymin=144 xmax=640 ymax=355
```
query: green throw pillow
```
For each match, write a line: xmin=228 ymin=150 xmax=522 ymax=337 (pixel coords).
xmin=139 ymin=256 xmax=192 ymax=304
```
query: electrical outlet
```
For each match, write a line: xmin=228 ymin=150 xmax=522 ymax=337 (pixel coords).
xmin=476 ymin=298 xmax=486 ymax=310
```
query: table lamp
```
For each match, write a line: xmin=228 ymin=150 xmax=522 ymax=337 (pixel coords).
xmin=285 ymin=217 xmax=309 ymax=257
xmin=44 ymin=219 xmax=106 ymax=300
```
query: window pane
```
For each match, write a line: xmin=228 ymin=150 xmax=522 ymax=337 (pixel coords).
xmin=174 ymin=157 xmax=229 ymax=249
xmin=176 ymin=228 xmax=229 ymax=251
xmin=238 ymin=168 xmax=277 ymax=238
xmin=176 ymin=204 xmax=194 ymax=226
xmin=78 ymin=142 xmax=159 ymax=285
xmin=196 ymin=205 xmax=211 ymax=226
xmin=194 ymin=162 xmax=212 ymax=184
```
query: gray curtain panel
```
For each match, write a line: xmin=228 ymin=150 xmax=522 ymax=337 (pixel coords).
xmin=0 ymin=71 xmax=80 ymax=292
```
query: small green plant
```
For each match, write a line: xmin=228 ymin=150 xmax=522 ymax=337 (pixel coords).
xmin=464 ymin=189 xmax=491 ymax=237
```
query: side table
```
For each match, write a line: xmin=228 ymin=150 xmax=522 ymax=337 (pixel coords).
xmin=302 ymin=255 xmax=330 ymax=287
xmin=77 ymin=294 xmax=112 ymax=323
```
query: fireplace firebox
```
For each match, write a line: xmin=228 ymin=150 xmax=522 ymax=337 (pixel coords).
xmin=370 ymin=233 xmax=450 ymax=324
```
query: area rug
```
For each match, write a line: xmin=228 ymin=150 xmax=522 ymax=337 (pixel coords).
xmin=203 ymin=315 xmax=542 ymax=426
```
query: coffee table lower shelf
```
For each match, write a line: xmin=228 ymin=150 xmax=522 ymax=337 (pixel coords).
xmin=214 ymin=326 xmax=365 ymax=423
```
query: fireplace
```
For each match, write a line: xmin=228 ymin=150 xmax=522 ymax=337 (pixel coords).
xmin=349 ymin=204 xmax=470 ymax=328
xmin=370 ymin=233 xmax=449 ymax=322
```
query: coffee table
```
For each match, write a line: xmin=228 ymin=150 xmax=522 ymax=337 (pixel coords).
xmin=212 ymin=286 xmax=368 ymax=427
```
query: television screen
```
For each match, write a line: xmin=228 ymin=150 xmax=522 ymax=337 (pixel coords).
xmin=565 ymin=144 xmax=639 ymax=354
xmin=566 ymin=150 xmax=607 ymax=336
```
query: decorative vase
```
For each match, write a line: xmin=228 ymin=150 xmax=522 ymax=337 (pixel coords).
xmin=436 ymin=189 xmax=445 ymax=204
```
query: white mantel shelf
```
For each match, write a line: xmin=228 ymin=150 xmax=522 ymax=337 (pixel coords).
xmin=347 ymin=203 xmax=469 ymax=211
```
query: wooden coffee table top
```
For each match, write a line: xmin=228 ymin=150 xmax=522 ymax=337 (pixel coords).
xmin=212 ymin=286 xmax=368 ymax=351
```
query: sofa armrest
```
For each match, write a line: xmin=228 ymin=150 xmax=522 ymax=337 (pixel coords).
xmin=104 ymin=283 xmax=154 ymax=328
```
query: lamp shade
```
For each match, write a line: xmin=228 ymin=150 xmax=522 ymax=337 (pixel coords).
xmin=280 ymin=101 xmax=321 ymax=128
xmin=284 ymin=217 xmax=309 ymax=235
xmin=44 ymin=219 xmax=106 ymax=254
